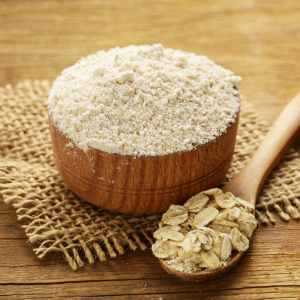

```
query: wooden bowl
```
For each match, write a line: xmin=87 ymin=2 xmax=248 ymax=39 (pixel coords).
xmin=49 ymin=110 xmax=239 ymax=214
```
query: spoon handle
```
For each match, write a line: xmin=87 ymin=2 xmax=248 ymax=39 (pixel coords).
xmin=222 ymin=91 xmax=300 ymax=205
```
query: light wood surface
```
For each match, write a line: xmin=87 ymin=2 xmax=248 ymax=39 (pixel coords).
xmin=1 ymin=0 xmax=300 ymax=298
xmin=49 ymin=112 xmax=239 ymax=214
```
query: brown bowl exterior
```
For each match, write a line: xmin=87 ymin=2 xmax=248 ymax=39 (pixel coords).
xmin=49 ymin=112 xmax=239 ymax=214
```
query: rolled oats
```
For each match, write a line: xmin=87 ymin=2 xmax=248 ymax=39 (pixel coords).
xmin=215 ymin=192 xmax=237 ymax=208
xmin=206 ymin=199 xmax=220 ymax=209
xmin=200 ymin=250 xmax=221 ymax=270
xmin=153 ymin=226 xmax=184 ymax=241
xmin=181 ymin=230 xmax=208 ymax=253
xmin=215 ymin=207 xmax=241 ymax=221
xmin=231 ymin=228 xmax=249 ymax=251
xmin=209 ymin=224 xmax=232 ymax=234
xmin=185 ymin=255 xmax=205 ymax=266
xmin=152 ymin=188 xmax=258 ymax=273
xmin=177 ymin=249 xmax=195 ymax=261
xmin=220 ymin=234 xmax=232 ymax=261
xmin=158 ymin=222 xmax=165 ymax=229
xmin=212 ymin=219 xmax=240 ymax=228
xmin=203 ymin=188 xmax=223 ymax=196
xmin=212 ymin=234 xmax=223 ymax=257
xmin=184 ymin=193 xmax=209 ymax=211
xmin=237 ymin=211 xmax=257 ymax=224
xmin=198 ymin=227 xmax=218 ymax=239
xmin=193 ymin=207 xmax=219 ymax=228
xmin=235 ymin=197 xmax=255 ymax=213
xmin=152 ymin=240 xmax=180 ymax=258
xmin=162 ymin=205 xmax=189 ymax=226
xmin=201 ymin=235 xmax=213 ymax=251
xmin=238 ymin=222 xmax=257 ymax=238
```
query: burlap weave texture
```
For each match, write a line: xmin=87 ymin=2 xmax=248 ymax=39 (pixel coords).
xmin=1 ymin=80 xmax=300 ymax=270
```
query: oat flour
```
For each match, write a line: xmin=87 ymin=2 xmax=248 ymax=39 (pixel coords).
xmin=48 ymin=44 xmax=242 ymax=155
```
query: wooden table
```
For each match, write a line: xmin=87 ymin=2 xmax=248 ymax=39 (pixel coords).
xmin=1 ymin=1 xmax=300 ymax=299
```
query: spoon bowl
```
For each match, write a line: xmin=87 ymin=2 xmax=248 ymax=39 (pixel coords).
xmin=159 ymin=250 xmax=245 ymax=281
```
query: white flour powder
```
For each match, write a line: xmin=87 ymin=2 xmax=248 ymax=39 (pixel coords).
xmin=48 ymin=44 xmax=241 ymax=156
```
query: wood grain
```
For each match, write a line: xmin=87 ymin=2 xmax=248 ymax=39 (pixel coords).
xmin=49 ymin=113 xmax=239 ymax=214
xmin=1 ymin=0 xmax=300 ymax=298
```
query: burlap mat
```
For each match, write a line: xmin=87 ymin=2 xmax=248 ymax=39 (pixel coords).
xmin=1 ymin=80 xmax=300 ymax=270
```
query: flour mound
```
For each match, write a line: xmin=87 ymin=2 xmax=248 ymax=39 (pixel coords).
xmin=48 ymin=44 xmax=241 ymax=156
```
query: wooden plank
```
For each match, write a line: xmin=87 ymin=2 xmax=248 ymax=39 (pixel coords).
xmin=0 ymin=251 xmax=300 ymax=285
xmin=0 ymin=213 xmax=23 ymax=226
xmin=0 ymin=217 xmax=300 ymax=286
xmin=79 ymin=287 xmax=300 ymax=300
xmin=1 ymin=279 xmax=300 ymax=299
xmin=0 ymin=203 xmax=15 ymax=214
xmin=0 ymin=201 xmax=28 ymax=239
xmin=59 ymin=287 xmax=300 ymax=300
xmin=0 ymin=226 xmax=27 ymax=239
xmin=0 ymin=198 xmax=28 ymax=239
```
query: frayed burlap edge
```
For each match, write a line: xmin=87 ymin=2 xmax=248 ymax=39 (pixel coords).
xmin=1 ymin=80 xmax=300 ymax=270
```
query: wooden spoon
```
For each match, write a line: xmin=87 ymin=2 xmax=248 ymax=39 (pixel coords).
xmin=159 ymin=91 xmax=300 ymax=281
